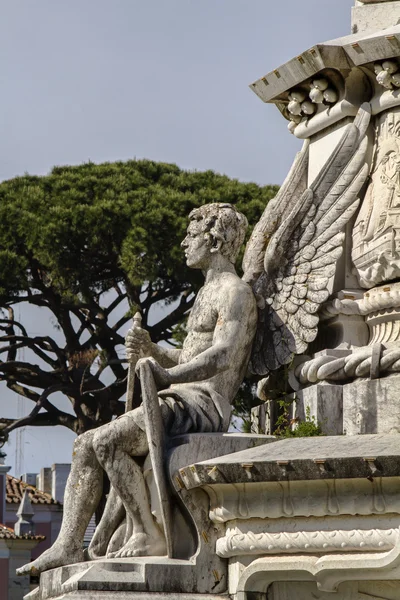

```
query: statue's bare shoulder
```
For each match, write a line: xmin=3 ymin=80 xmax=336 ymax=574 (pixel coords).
xmin=215 ymin=273 xmax=257 ymax=318
xmin=188 ymin=274 xmax=256 ymax=330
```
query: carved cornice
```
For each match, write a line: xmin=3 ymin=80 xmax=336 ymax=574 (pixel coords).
xmin=201 ymin=478 xmax=400 ymax=524
xmin=217 ymin=525 xmax=397 ymax=558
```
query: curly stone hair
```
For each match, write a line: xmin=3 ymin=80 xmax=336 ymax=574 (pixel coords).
xmin=188 ymin=203 xmax=248 ymax=263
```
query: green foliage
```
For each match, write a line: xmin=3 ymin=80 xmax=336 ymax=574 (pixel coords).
xmin=0 ymin=161 xmax=277 ymax=302
xmin=274 ymin=401 xmax=323 ymax=438
xmin=247 ymin=363 xmax=323 ymax=438
xmin=231 ymin=378 xmax=260 ymax=433
xmin=0 ymin=159 xmax=278 ymax=435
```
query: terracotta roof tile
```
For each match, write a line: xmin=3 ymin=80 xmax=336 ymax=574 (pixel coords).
xmin=0 ymin=523 xmax=45 ymax=541
xmin=6 ymin=475 xmax=61 ymax=506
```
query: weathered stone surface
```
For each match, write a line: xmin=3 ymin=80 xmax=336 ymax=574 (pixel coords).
xmin=38 ymin=557 xmax=227 ymax=598
xmin=343 ymin=375 xmax=400 ymax=434
xmin=218 ymin=515 xmax=398 ymax=557
xmin=352 ymin=1 xmax=400 ymax=34
xmin=179 ymin=433 xmax=400 ymax=487
xmin=245 ymin=104 xmax=371 ymax=377
xmin=38 ymin=594 xmax=228 ymax=600
xmin=295 ymin=382 xmax=343 ymax=435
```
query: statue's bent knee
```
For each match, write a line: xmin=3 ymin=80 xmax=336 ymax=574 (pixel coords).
xmin=92 ymin=429 xmax=113 ymax=465
xmin=73 ymin=429 xmax=94 ymax=455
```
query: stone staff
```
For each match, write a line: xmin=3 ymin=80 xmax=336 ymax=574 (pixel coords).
xmin=137 ymin=359 xmax=174 ymax=558
xmin=126 ymin=312 xmax=174 ymax=557
xmin=125 ymin=311 xmax=142 ymax=413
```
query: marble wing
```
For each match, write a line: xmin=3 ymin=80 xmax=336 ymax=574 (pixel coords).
xmin=245 ymin=103 xmax=371 ymax=376
xmin=242 ymin=139 xmax=310 ymax=287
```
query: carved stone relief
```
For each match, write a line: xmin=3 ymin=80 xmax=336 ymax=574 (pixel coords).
xmin=217 ymin=516 xmax=398 ymax=557
xmin=353 ymin=106 xmax=400 ymax=288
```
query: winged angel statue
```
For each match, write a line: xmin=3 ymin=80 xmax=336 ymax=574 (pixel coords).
xmin=16 ymin=104 xmax=371 ymax=578
xmin=242 ymin=103 xmax=371 ymax=384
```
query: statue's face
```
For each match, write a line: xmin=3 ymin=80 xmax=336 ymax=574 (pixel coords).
xmin=181 ymin=219 xmax=212 ymax=269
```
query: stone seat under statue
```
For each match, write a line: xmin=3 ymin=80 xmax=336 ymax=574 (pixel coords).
xmin=89 ymin=431 xmax=274 ymax=562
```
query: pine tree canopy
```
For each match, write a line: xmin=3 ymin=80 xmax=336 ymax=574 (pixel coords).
xmin=0 ymin=159 xmax=278 ymax=437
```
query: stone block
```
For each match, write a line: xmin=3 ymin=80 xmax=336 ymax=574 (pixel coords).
xmin=343 ymin=374 xmax=400 ymax=434
xmin=295 ymin=383 xmax=343 ymax=435
xmin=251 ymin=384 xmax=343 ymax=436
xmin=33 ymin=594 xmax=228 ymax=600
xmin=352 ymin=2 xmax=400 ymax=34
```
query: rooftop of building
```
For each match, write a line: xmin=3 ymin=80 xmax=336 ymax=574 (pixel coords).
xmin=6 ymin=474 xmax=61 ymax=506
xmin=0 ymin=522 xmax=45 ymax=541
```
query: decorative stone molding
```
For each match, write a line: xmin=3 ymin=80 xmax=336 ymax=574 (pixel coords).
xmin=321 ymin=284 xmax=400 ymax=319
xmin=293 ymin=344 xmax=400 ymax=383
xmin=234 ymin=550 xmax=400 ymax=598
xmin=374 ymin=60 xmax=400 ymax=90
xmin=217 ymin=526 xmax=397 ymax=558
xmin=285 ymin=281 xmax=400 ymax=384
xmin=287 ymin=77 xmax=339 ymax=133
xmin=202 ymin=478 xmax=400 ymax=524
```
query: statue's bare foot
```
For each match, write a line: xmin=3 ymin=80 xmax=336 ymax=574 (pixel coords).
xmin=109 ymin=532 xmax=166 ymax=558
xmin=16 ymin=543 xmax=84 ymax=576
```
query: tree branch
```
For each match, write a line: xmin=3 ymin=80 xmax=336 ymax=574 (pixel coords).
xmin=6 ymin=382 xmax=40 ymax=402
xmin=0 ymin=317 xmax=28 ymax=338
xmin=1 ymin=383 xmax=78 ymax=437
xmin=0 ymin=361 xmax=63 ymax=389
xmin=0 ymin=335 xmax=60 ymax=368
xmin=1 ymin=410 xmax=77 ymax=436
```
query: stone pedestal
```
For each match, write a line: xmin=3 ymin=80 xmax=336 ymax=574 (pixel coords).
xmin=30 ymin=593 xmax=227 ymax=600
xmin=343 ymin=374 xmax=400 ymax=434
xmin=296 ymin=376 xmax=400 ymax=436
xmin=179 ymin=434 xmax=400 ymax=600
xmin=295 ymin=383 xmax=343 ymax=435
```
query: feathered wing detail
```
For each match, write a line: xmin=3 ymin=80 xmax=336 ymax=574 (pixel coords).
xmin=242 ymin=139 xmax=310 ymax=286
xmin=246 ymin=103 xmax=371 ymax=376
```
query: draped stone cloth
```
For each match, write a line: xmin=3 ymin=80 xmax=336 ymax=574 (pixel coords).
xmin=89 ymin=362 xmax=232 ymax=558
xmin=132 ymin=381 xmax=230 ymax=436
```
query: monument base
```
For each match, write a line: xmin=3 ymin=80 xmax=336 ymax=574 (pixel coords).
xmin=34 ymin=592 xmax=227 ymax=600
xmin=33 ymin=557 xmax=228 ymax=600
xmin=343 ymin=375 xmax=400 ymax=435
xmin=254 ymin=374 xmax=400 ymax=437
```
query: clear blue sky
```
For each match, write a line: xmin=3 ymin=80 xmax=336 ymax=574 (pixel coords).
xmin=1 ymin=0 xmax=354 ymax=477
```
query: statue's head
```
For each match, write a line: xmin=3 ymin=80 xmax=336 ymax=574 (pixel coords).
xmin=182 ymin=203 xmax=248 ymax=268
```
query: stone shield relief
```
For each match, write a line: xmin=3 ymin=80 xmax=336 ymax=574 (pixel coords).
xmin=353 ymin=107 xmax=400 ymax=288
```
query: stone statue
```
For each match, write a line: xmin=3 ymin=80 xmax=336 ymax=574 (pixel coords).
xmin=23 ymin=4 xmax=400 ymax=599
xmin=17 ymin=202 xmax=258 ymax=575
